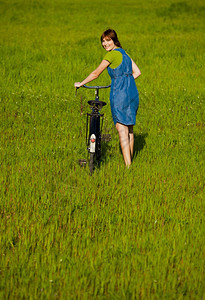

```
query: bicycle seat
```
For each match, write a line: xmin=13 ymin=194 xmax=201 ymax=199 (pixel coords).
xmin=88 ymin=100 xmax=107 ymax=109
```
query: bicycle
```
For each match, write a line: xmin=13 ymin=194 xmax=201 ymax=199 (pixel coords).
xmin=77 ymin=84 xmax=111 ymax=174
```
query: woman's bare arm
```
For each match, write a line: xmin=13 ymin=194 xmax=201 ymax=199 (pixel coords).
xmin=74 ymin=60 xmax=110 ymax=88
xmin=131 ymin=59 xmax=141 ymax=79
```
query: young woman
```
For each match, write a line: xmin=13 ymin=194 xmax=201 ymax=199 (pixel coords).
xmin=74 ymin=29 xmax=141 ymax=167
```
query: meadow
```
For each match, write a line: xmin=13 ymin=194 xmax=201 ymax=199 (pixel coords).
xmin=0 ymin=0 xmax=204 ymax=298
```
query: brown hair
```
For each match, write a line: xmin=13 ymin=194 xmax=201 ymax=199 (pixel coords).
xmin=101 ymin=29 xmax=122 ymax=48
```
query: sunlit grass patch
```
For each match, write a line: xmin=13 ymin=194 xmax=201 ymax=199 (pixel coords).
xmin=0 ymin=0 xmax=204 ymax=298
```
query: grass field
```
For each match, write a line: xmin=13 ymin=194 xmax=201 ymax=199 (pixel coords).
xmin=0 ymin=0 xmax=205 ymax=298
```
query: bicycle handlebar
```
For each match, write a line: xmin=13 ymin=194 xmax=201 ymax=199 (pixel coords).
xmin=75 ymin=84 xmax=111 ymax=96
xmin=83 ymin=84 xmax=111 ymax=89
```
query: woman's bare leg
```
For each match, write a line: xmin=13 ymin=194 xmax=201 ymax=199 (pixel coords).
xmin=116 ymin=123 xmax=131 ymax=167
xmin=128 ymin=125 xmax=134 ymax=159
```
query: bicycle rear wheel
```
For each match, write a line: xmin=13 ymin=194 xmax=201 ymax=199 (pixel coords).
xmin=89 ymin=152 xmax=95 ymax=174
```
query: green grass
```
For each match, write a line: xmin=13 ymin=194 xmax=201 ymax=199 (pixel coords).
xmin=0 ymin=0 xmax=205 ymax=298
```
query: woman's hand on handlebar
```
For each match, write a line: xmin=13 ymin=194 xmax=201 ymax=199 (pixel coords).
xmin=74 ymin=82 xmax=81 ymax=88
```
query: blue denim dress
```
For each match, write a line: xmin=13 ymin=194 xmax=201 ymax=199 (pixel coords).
xmin=108 ymin=48 xmax=139 ymax=125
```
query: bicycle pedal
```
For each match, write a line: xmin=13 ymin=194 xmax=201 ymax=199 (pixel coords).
xmin=78 ymin=159 xmax=87 ymax=166
xmin=101 ymin=134 xmax=111 ymax=142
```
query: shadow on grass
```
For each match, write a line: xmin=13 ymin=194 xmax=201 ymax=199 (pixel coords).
xmin=79 ymin=132 xmax=147 ymax=173
xmin=133 ymin=133 xmax=148 ymax=159
xmin=118 ymin=132 xmax=148 ymax=161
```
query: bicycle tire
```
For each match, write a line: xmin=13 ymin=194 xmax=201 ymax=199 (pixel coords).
xmin=89 ymin=114 xmax=101 ymax=156
xmin=89 ymin=152 xmax=95 ymax=174
xmin=95 ymin=117 xmax=101 ymax=161
xmin=96 ymin=134 xmax=101 ymax=161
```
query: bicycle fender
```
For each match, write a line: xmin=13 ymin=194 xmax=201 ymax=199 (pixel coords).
xmin=90 ymin=134 xmax=96 ymax=153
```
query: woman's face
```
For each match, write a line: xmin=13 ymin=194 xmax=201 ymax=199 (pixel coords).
xmin=102 ymin=37 xmax=116 ymax=51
